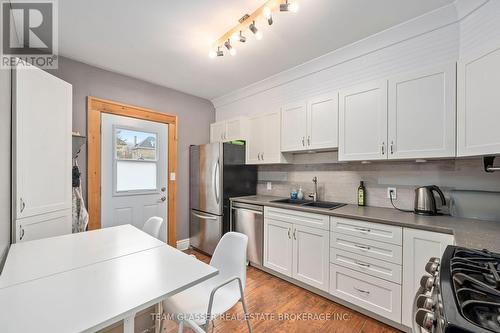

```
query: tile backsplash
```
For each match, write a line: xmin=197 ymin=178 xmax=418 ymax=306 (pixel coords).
xmin=257 ymin=156 xmax=500 ymax=211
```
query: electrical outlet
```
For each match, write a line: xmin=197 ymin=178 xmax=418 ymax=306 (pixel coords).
xmin=266 ymin=182 xmax=272 ymax=190
xmin=387 ymin=187 xmax=397 ymax=199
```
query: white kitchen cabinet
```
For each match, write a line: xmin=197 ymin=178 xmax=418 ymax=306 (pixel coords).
xmin=263 ymin=218 xmax=293 ymax=277
xmin=457 ymin=46 xmax=500 ymax=156
xmin=339 ymin=80 xmax=388 ymax=161
xmin=209 ymin=117 xmax=247 ymax=143
xmin=264 ymin=208 xmax=330 ymax=291
xmin=388 ymin=64 xmax=456 ymax=159
xmin=246 ymin=111 xmax=286 ymax=164
xmin=12 ymin=61 xmax=72 ymax=242
xmin=307 ymin=93 xmax=339 ymax=150
xmin=401 ymin=228 xmax=455 ymax=327
xmin=280 ymin=94 xmax=338 ymax=152
xmin=281 ymin=101 xmax=307 ymax=151
xmin=292 ymin=224 xmax=329 ymax=291
xmin=15 ymin=210 xmax=72 ymax=243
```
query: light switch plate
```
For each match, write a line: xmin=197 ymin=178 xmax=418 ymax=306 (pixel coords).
xmin=266 ymin=182 xmax=272 ymax=190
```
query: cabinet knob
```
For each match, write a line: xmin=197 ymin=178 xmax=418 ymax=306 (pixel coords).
xmin=287 ymin=228 xmax=291 ymax=239
xmin=307 ymin=136 xmax=311 ymax=146
xmin=293 ymin=228 xmax=297 ymax=240
xmin=20 ymin=226 xmax=25 ymax=240
xmin=20 ymin=198 xmax=26 ymax=213
xmin=302 ymin=137 xmax=305 ymax=147
xmin=381 ymin=142 xmax=385 ymax=155
xmin=390 ymin=141 xmax=394 ymax=154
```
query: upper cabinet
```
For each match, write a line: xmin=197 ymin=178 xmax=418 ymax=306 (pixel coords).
xmin=209 ymin=117 xmax=247 ymax=143
xmin=281 ymin=93 xmax=339 ymax=153
xmin=339 ymin=63 xmax=457 ymax=161
xmin=388 ymin=64 xmax=456 ymax=159
xmin=246 ymin=111 xmax=286 ymax=164
xmin=339 ymin=80 xmax=388 ymax=161
xmin=457 ymin=46 xmax=500 ymax=156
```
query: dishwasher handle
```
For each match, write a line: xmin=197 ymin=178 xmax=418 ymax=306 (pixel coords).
xmin=231 ymin=202 xmax=263 ymax=214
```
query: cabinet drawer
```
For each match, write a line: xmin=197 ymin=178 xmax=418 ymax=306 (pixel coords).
xmin=330 ymin=217 xmax=402 ymax=245
xmin=330 ymin=264 xmax=401 ymax=323
xmin=16 ymin=209 xmax=71 ymax=243
xmin=265 ymin=207 xmax=329 ymax=230
xmin=331 ymin=233 xmax=402 ymax=264
xmin=330 ymin=248 xmax=402 ymax=284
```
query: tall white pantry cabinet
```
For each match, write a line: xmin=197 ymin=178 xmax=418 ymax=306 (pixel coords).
xmin=12 ymin=61 xmax=73 ymax=242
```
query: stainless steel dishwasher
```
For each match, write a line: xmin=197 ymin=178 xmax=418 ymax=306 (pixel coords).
xmin=230 ymin=202 xmax=263 ymax=267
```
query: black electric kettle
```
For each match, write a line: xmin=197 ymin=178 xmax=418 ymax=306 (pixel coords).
xmin=414 ymin=185 xmax=446 ymax=215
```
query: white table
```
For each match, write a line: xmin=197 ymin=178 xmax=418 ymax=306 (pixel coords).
xmin=0 ymin=225 xmax=218 ymax=333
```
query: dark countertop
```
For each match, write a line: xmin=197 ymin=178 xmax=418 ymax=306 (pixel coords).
xmin=230 ymin=195 xmax=500 ymax=252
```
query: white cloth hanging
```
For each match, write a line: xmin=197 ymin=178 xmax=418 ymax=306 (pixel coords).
xmin=72 ymin=160 xmax=89 ymax=232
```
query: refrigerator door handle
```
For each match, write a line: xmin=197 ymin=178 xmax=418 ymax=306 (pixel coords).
xmin=214 ymin=157 xmax=220 ymax=204
xmin=191 ymin=211 xmax=218 ymax=220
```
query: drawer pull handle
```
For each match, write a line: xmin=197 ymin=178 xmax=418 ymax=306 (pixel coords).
xmin=354 ymin=244 xmax=371 ymax=251
xmin=354 ymin=287 xmax=370 ymax=295
xmin=293 ymin=229 xmax=297 ymax=240
xmin=356 ymin=261 xmax=371 ymax=268
xmin=354 ymin=227 xmax=371 ymax=233
xmin=287 ymin=228 xmax=291 ymax=239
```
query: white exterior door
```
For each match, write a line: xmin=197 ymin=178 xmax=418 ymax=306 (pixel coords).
xmin=388 ymin=64 xmax=456 ymax=159
xmin=281 ymin=102 xmax=307 ymax=152
xmin=339 ymin=80 xmax=388 ymax=161
xmin=457 ymin=46 xmax=500 ymax=156
xmin=292 ymin=224 xmax=329 ymax=291
xmin=264 ymin=218 xmax=293 ymax=277
xmin=101 ymin=114 xmax=168 ymax=241
xmin=307 ymin=93 xmax=339 ymax=150
xmin=401 ymin=228 xmax=454 ymax=327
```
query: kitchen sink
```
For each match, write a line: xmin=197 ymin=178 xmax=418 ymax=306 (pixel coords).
xmin=271 ymin=199 xmax=346 ymax=210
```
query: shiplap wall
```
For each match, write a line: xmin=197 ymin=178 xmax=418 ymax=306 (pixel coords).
xmin=213 ymin=0 xmax=497 ymax=120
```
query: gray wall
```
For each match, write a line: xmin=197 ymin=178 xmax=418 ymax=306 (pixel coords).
xmin=48 ymin=57 xmax=215 ymax=240
xmin=0 ymin=68 xmax=11 ymax=267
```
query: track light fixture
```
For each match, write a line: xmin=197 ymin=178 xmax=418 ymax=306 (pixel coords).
xmin=224 ymin=39 xmax=237 ymax=56
xmin=280 ymin=0 xmax=299 ymax=13
xmin=208 ymin=0 xmax=299 ymax=58
xmin=263 ymin=6 xmax=273 ymax=25
xmin=249 ymin=21 xmax=263 ymax=40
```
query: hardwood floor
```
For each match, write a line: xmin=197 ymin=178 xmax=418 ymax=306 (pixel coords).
xmin=162 ymin=250 xmax=402 ymax=333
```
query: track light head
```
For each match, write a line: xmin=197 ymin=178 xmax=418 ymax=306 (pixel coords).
xmin=216 ymin=47 xmax=223 ymax=57
xmin=209 ymin=47 xmax=224 ymax=58
xmin=224 ymin=40 xmax=237 ymax=56
xmin=263 ymin=6 xmax=273 ymax=25
xmin=280 ymin=0 xmax=299 ymax=13
xmin=249 ymin=21 xmax=263 ymax=40
xmin=238 ymin=31 xmax=246 ymax=43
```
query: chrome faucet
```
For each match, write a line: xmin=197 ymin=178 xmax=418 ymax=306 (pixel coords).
xmin=309 ymin=176 xmax=318 ymax=202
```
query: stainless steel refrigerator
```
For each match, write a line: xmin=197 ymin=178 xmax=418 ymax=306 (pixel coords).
xmin=189 ymin=143 xmax=257 ymax=255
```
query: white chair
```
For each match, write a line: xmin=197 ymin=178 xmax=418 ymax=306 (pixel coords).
xmin=161 ymin=232 xmax=252 ymax=333
xmin=142 ymin=216 xmax=163 ymax=240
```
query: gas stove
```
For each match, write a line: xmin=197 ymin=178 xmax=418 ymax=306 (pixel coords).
xmin=413 ymin=246 xmax=500 ymax=333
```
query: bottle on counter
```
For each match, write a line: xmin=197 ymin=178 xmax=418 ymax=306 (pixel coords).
xmin=290 ymin=186 xmax=298 ymax=200
xmin=358 ymin=181 xmax=366 ymax=206
xmin=297 ymin=186 xmax=304 ymax=200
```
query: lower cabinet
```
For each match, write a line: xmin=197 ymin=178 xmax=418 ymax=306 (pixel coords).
xmin=330 ymin=264 xmax=402 ymax=323
xmin=401 ymin=228 xmax=455 ymax=327
xmin=15 ymin=209 xmax=72 ymax=242
xmin=263 ymin=208 xmax=330 ymax=292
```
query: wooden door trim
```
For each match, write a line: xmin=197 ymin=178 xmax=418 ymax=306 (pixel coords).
xmin=87 ymin=96 xmax=177 ymax=246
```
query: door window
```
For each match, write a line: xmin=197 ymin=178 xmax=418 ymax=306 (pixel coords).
xmin=114 ymin=127 xmax=158 ymax=193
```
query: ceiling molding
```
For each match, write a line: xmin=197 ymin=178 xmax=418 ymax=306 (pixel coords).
xmin=211 ymin=0 xmax=487 ymax=109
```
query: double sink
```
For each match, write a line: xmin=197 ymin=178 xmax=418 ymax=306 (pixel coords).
xmin=271 ymin=198 xmax=346 ymax=210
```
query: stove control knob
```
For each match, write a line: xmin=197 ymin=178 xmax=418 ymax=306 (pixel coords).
xmin=425 ymin=261 xmax=440 ymax=275
xmin=420 ymin=275 xmax=435 ymax=291
xmin=415 ymin=309 xmax=435 ymax=331
xmin=416 ymin=295 xmax=434 ymax=310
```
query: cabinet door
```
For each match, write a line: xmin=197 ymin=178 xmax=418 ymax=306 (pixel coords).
xmin=210 ymin=122 xmax=226 ymax=143
xmin=339 ymin=80 xmax=388 ymax=161
xmin=13 ymin=62 xmax=72 ymax=219
xmin=292 ymin=224 xmax=329 ymax=291
xmin=281 ymin=102 xmax=307 ymax=152
xmin=307 ymin=93 xmax=339 ymax=150
xmin=388 ymin=64 xmax=456 ymax=159
xmin=16 ymin=209 xmax=72 ymax=243
xmin=457 ymin=46 xmax=500 ymax=156
xmin=264 ymin=218 xmax=293 ymax=277
xmin=246 ymin=115 xmax=264 ymax=164
xmin=226 ymin=118 xmax=246 ymax=141
xmin=261 ymin=111 xmax=282 ymax=164
xmin=401 ymin=228 xmax=454 ymax=327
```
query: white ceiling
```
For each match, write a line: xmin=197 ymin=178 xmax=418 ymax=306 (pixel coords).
xmin=58 ymin=0 xmax=454 ymax=100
